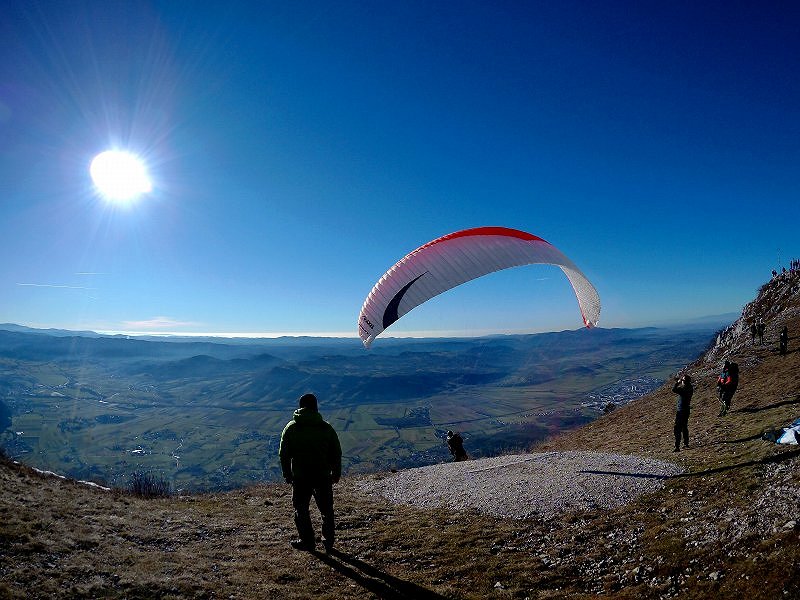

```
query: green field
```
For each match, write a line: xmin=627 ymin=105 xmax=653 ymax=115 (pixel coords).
xmin=0 ymin=325 xmax=715 ymax=491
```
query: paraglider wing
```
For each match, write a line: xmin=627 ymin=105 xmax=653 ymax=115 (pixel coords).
xmin=357 ymin=226 xmax=601 ymax=348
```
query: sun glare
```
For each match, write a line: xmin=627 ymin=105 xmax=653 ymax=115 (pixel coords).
xmin=90 ymin=150 xmax=152 ymax=201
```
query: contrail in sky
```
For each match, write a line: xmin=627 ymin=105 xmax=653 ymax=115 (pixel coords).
xmin=17 ymin=283 xmax=95 ymax=290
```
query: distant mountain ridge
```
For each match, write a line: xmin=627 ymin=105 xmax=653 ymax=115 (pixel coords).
xmin=0 ymin=323 xmax=103 ymax=337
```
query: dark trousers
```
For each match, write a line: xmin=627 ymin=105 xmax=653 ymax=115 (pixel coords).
xmin=292 ymin=478 xmax=334 ymax=546
xmin=674 ymin=411 xmax=689 ymax=449
xmin=719 ymin=390 xmax=735 ymax=415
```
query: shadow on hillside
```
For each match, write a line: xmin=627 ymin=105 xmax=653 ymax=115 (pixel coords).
xmin=581 ymin=449 xmax=800 ymax=481
xmin=579 ymin=470 xmax=670 ymax=480
xmin=736 ymin=396 xmax=800 ymax=413
xmin=672 ymin=448 xmax=800 ymax=479
xmin=718 ymin=433 xmax=764 ymax=444
xmin=316 ymin=549 xmax=448 ymax=600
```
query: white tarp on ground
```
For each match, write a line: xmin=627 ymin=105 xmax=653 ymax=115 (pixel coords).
xmin=776 ymin=418 xmax=800 ymax=445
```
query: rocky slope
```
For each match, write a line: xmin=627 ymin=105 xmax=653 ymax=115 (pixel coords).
xmin=2 ymin=271 xmax=799 ymax=599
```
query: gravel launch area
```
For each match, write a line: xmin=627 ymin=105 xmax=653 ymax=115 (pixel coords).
xmin=358 ymin=451 xmax=683 ymax=520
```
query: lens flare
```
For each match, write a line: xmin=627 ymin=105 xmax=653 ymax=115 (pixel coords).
xmin=90 ymin=150 xmax=152 ymax=201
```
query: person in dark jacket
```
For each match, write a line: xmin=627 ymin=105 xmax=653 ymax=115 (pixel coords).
xmin=757 ymin=320 xmax=766 ymax=345
xmin=717 ymin=361 xmax=739 ymax=417
xmin=446 ymin=430 xmax=468 ymax=461
xmin=780 ymin=326 xmax=789 ymax=355
xmin=279 ymin=393 xmax=342 ymax=552
xmin=673 ymin=374 xmax=693 ymax=452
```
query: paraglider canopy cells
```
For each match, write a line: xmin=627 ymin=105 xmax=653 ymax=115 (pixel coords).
xmin=357 ymin=226 xmax=601 ymax=348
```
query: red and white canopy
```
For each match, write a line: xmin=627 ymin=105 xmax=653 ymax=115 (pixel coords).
xmin=358 ymin=226 xmax=601 ymax=348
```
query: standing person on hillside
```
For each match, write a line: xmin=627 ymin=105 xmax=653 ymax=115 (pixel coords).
xmin=780 ymin=326 xmax=789 ymax=355
xmin=672 ymin=374 xmax=693 ymax=452
xmin=446 ymin=430 xmax=469 ymax=461
xmin=750 ymin=322 xmax=758 ymax=345
xmin=716 ymin=360 xmax=730 ymax=415
xmin=717 ymin=361 xmax=739 ymax=417
xmin=757 ymin=320 xmax=766 ymax=345
xmin=279 ymin=393 xmax=342 ymax=553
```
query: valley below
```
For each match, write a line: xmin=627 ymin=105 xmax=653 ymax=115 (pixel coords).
xmin=0 ymin=325 xmax=716 ymax=492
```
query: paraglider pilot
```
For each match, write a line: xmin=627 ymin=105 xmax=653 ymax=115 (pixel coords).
xmin=446 ymin=430 xmax=469 ymax=461
xmin=717 ymin=361 xmax=739 ymax=417
xmin=279 ymin=393 xmax=342 ymax=552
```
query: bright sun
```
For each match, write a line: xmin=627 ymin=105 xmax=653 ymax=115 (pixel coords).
xmin=90 ymin=150 xmax=152 ymax=201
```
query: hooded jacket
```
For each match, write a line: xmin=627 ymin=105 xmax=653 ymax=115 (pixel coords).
xmin=279 ymin=407 xmax=342 ymax=482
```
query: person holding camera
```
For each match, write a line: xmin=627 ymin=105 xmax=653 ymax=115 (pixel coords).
xmin=672 ymin=374 xmax=693 ymax=452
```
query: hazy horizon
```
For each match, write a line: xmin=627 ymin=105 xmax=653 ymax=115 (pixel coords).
xmin=3 ymin=310 xmax=738 ymax=343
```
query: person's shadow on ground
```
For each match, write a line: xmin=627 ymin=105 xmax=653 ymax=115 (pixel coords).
xmin=315 ymin=548 xmax=448 ymax=599
xmin=736 ymin=395 xmax=800 ymax=413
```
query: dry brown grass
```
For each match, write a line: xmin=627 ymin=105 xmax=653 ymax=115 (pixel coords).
xmin=2 ymin=278 xmax=800 ymax=599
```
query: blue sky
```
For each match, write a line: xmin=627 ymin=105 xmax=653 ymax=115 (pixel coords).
xmin=1 ymin=1 xmax=798 ymax=338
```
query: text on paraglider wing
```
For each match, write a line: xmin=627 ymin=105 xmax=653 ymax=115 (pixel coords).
xmin=361 ymin=315 xmax=374 ymax=330
xmin=358 ymin=320 xmax=373 ymax=339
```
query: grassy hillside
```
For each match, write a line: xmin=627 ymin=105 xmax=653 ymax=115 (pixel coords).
xmin=2 ymin=273 xmax=799 ymax=599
